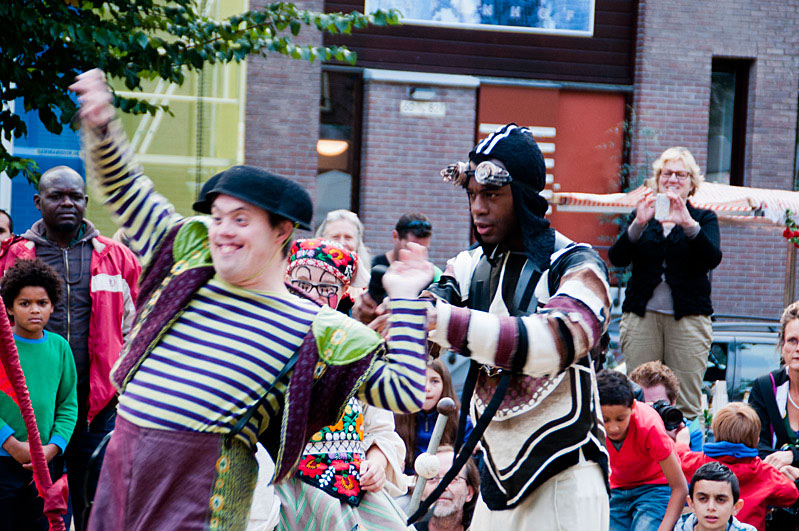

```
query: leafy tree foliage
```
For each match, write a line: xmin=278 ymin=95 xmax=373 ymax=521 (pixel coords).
xmin=0 ymin=1 xmax=398 ymax=183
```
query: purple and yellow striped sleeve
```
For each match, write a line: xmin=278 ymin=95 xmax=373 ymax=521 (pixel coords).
xmin=430 ymin=259 xmax=610 ymax=378
xmin=83 ymin=122 xmax=183 ymax=265
xmin=359 ymin=298 xmax=429 ymax=414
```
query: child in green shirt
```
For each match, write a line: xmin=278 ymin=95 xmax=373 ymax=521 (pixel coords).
xmin=0 ymin=258 xmax=77 ymax=530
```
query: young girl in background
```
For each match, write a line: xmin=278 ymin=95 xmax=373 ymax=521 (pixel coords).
xmin=395 ymin=360 xmax=473 ymax=475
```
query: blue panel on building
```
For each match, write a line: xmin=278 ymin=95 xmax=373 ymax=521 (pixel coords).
xmin=9 ymin=98 xmax=84 ymax=234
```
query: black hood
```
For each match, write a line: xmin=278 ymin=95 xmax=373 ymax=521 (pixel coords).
xmin=468 ymin=124 xmax=554 ymax=269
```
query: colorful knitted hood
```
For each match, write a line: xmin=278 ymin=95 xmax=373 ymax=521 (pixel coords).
xmin=287 ymin=238 xmax=358 ymax=285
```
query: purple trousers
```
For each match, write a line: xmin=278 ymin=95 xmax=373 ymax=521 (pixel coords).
xmin=88 ymin=416 xmax=257 ymax=530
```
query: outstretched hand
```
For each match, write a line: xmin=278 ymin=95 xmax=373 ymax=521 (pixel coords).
xmin=69 ymin=69 xmax=115 ymax=130
xmin=382 ymin=243 xmax=434 ymax=300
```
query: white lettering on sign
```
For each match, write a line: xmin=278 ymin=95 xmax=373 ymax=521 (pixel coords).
xmin=399 ymin=100 xmax=446 ymax=117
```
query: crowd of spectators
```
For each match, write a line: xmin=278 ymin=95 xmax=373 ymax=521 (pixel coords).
xmin=3 ymin=109 xmax=799 ymax=531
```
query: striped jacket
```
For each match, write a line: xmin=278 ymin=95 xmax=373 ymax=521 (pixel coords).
xmin=81 ymin=121 xmax=429 ymax=480
xmin=428 ymin=237 xmax=612 ymax=509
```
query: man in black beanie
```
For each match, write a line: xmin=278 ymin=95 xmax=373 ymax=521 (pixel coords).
xmin=420 ymin=124 xmax=613 ymax=528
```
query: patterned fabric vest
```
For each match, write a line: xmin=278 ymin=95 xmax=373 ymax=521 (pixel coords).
xmin=296 ymin=397 xmax=367 ymax=506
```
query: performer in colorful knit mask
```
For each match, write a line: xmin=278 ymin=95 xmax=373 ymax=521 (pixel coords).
xmin=256 ymin=237 xmax=412 ymax=529
xmin=70 ymin=69 xmax=433 ymax=531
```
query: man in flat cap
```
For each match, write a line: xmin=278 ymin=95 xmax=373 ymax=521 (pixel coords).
xmin=415 ymin=124 xmax=612 ymax=528
xmin=70 ymin=69 xmax=434 ymax=529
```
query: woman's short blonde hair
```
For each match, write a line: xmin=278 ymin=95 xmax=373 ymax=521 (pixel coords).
xmin=315 ymin=209 xmax=371 ymax=288
xmin=711 ymin=402 xmax=760 ymax=448
xmin=644 ymin=146 xmax=704 ymax=197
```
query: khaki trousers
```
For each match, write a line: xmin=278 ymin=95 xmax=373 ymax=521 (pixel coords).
xmin=621 ymin=311 xmax=712 ymax=420
xmin=470 ymin=452 xmax=609 ymax=530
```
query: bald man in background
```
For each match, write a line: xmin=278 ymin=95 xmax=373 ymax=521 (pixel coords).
xmin=0 ymin=166 xmax=141 ymax=529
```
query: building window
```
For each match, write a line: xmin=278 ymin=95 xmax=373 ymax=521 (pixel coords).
xmin=706 ymin=58 xmax=751 ymax=186
xmin=316 ymin=69 xmax=363 ymax=225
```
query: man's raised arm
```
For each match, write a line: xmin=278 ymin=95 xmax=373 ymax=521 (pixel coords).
xmin=70 ymin=69 xmax=182 ymax=265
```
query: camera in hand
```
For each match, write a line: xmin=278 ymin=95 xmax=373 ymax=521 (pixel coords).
xmin=368 ymin=264 xmax=388 ymax=304
xmin=652 ymin=400 xmax=683 ymax=431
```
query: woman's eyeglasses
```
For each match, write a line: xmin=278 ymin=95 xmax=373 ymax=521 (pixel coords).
xmin=290 ymin=279 xmax=341 ymax=298
xmin=660 ymin=170 xmax=690 ymax=181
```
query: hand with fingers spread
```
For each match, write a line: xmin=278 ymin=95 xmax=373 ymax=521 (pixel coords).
xmin=382 ymin=242 xmax=434 ymax=300
xmin=68 ymin=68 xmax=116 ymax=130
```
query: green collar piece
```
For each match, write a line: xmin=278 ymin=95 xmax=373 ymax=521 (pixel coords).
xmin=313 ymin=305 xmax=381 ymax=366
xmin=172 ymin=217 xmax=213 ymax=271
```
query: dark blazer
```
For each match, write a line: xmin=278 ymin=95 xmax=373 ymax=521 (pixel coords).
xmin=749 ymin=368 xmax=799 ymax=466
xmin=608 ymin=203 xmax=722 ymax=320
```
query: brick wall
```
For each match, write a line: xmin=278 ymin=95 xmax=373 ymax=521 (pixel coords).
xmin=242 ymin=2 xmax=474 ymax=261
xmin=244 ymin=0 xmax=322 ymax=206
xmin=358 ymin=81 xmax=475 ymax=268
xmin=713 ymin=219 xmax=799 ymax=318
xmin=632 ymin=0 xmax=799 ymax=314
xmin=631 ymin=0 xmax=799 ymax=191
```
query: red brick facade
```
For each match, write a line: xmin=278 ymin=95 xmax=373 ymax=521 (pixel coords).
xmin=245 ymin=0 xmax=322 ymax=203
xmin=240 ymin=1 xmax=799 ymax=315
xmin=358 ymin=80 xmax=474 ymax=267
xmin=714 ymin=221 xmax=794 ymax=318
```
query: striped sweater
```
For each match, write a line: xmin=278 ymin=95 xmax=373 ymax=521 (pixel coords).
xmin=84 ymin=123 xmax=429 ymax=448
xmin=428 ymin=240 xmax=612 ymax=509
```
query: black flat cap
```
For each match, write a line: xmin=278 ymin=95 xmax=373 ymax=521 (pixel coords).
xmin=193 ymin=165 xmax=313 ymax=230
xmin=192 ymin=172 xmax=222 ymax=212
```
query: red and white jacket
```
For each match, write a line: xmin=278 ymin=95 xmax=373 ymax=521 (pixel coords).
xmin=0 ymin=234 xmax=140 ymax=422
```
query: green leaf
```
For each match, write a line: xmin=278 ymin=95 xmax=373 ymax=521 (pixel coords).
xmin=0 ymin=1 xmax=391 ymax=181
xmin=135 ymin=32 xmax=149 ymax=50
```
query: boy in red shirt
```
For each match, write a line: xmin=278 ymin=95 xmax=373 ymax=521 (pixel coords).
xmin=675 ymin=402 xmax=797 ymax=530
xmin=598 ymin=370 xmax=687 ymax=531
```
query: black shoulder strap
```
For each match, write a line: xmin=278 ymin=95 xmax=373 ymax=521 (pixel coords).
xmin=760 ymin=373 xmax=791 ymax=446
xmin=408 ymin=372 xmax=511 ymax=525
xmin=224 ymin=349 xmax=301 ymax=448
xmin=455 ymin=361 xmax=480 ymax=455
xmin=512 ymin=259 xmax=541 ymax=316
xmin=468 ymin=255 xmax=492 ymax=311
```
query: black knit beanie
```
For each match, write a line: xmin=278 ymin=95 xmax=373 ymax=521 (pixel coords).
xmin=469 ymin=123 xmax=546 ymax=193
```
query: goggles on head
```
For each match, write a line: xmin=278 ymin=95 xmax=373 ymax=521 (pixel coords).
xmin=440 ymin=160 xmax=512 ymax=187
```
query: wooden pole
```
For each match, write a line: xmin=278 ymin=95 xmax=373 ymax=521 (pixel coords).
xmin=406 ymin=397 xmax=456 ymax=517
xmin=786 ymin=241 xmax=797 ymax=308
